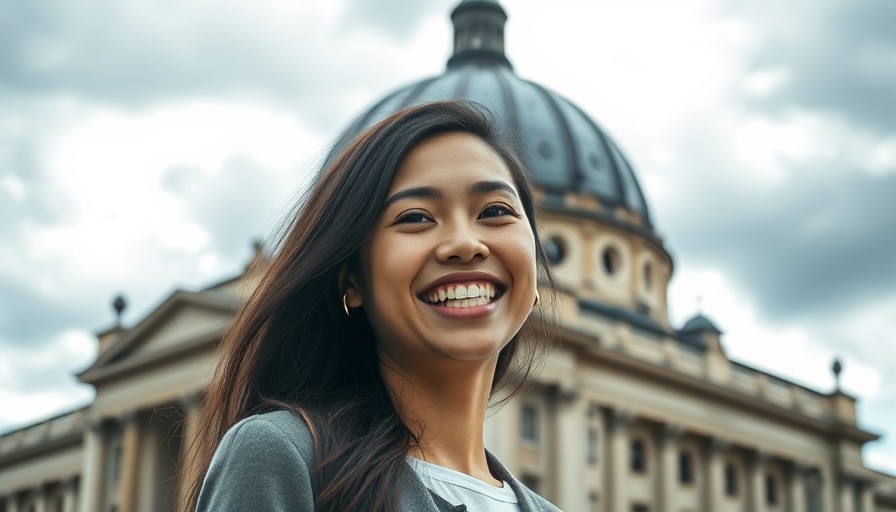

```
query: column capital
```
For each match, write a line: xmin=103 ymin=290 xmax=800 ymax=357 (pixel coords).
xmin=749 ymin=449 xmax=770 ymax=467
xmin=545 ymin=383 xmax=579 ymax=405
xmin=59 ymin=476 xmax=78 ymax=491
xmin=708 ymin=436 xmax=729 ymax=454
xmin=660 ymin=423 xmax=685 ymax=442
xmin=87 ymin=418 xmax=105 ymax=433
xmin=607 ymin=408 xmax=635 ymax=433
xmin=790 ymin=459 xmax=812 ymax=475
xmin=120 ymin=409 xmax=141 ymax=425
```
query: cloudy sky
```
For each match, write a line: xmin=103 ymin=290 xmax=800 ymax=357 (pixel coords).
xmin=1 ymin=0 xmax=894 ymax=472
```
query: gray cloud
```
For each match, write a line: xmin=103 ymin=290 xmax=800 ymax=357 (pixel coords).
xmin=162 ymin=156 xmax=297 ymax=261
xmin=0 ymin=0 xmax=415 ymax=118
xmin=727 ymin=0 xmax=896 ymax=135
xmin=340 ymin=0 xmax=454 ymax=40
xmin=0 ymin=277 xmax=93 ymax=348
xmin=662 ymin=138 xmax=896 ymax=325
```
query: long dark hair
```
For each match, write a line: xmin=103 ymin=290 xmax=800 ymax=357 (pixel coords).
xmin=182 ymin=100 xmax=555 ymax=511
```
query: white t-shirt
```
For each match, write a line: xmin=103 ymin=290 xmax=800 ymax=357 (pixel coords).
xmin=408 ymin=457 xmax=522 ymax=511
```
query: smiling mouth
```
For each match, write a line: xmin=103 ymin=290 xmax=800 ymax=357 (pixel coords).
xmin=420 ymin=282 xmax=503 ymax=309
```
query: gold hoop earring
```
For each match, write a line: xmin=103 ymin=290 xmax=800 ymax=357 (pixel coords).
xmin=342 ymin=294 xmax=350 ymax=317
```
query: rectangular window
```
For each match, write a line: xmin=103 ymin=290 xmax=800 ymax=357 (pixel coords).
xmin=521 ymin=405 xmax=538 ymax=444
xmin=587 ymin=427 xmax=598 ymax=464
xmin=679 ymin=451 xmax=693 ymax=484
xmin=631 ymin=439 xmax=646 ymax=473
xmin=725 ymin=463 xmax=738 ymax=496
xmin=632 ymin=505 xmax=650 ymax=512
xmin=806 ymin=472 xmax=822 ymax=512
xmin=765 ymin=474 xmax=778 ymax=505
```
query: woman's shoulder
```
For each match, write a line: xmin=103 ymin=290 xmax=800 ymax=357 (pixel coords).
xmin=196 ymin=410 xmax=316 ymax=511
xmin=220 ymin=410 xmax=315 ymax=459
xmin=231 ymin=410 xmax=313 ymax=443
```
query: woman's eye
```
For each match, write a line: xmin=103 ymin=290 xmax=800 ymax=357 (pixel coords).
xmin=396 ymin=211 xmax=432 ymax=224
xmin=480 ymin=204 xmax=516 ymax=219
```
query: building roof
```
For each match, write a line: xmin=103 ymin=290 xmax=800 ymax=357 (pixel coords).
xmin=325 ymin=0 xmax=653 ymax=227
xmin=679 ymin=313 xmax=723 ymax=335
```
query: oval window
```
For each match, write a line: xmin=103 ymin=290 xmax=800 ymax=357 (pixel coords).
xmin=602 ymin=246 xmax=621 ymax=276
xmin=544 ymin=237 xmax=566 ymax=266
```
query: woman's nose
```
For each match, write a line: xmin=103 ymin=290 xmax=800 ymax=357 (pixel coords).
xmin=434 ymin=222 xmax=490 ymax=263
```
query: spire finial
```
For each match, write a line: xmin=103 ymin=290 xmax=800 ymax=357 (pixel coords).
xmin=832 ymin=357 xmax=843 ymax=392
xmin=447 ymin=0 xmax=512 ymax=69
xmin=112 ymin=294 xmax=127 ymax=327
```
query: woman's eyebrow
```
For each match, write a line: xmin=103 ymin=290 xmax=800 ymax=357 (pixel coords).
xmin=470 ymin=180 xmax=518 ymax=198
xmin=384 ymin=180 xmax=518 ymax=209
xmin=384 ymin=186 xmax=443 ymax=209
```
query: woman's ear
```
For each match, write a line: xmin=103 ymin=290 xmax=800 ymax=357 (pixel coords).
xmin=338 ymin=264 xmax=363 ymax=308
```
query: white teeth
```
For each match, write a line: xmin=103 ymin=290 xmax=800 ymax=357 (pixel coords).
xmin=424 ymin=282 xmax=500 ymax=305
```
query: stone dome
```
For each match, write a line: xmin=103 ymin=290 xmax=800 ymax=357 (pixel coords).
xmin=327 ymin=0 xmax=653 ymax=228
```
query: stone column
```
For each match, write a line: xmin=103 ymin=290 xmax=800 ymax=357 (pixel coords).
xmin=748 ymin=451 xmax=768 ymax=512
xmin=553 ymin=389 xmax=586 ymax=512
xmin=79 ymin=420 xmax=105 ymax=512
xmin=838 ymin=477 xmax=855 ymax=512
xmin=606 ymin=409 xmax=634 ymax=512
xmin=705 ymin=438 xmax=727 ymax=511
xmin=822 ymin=467 xmax=835 ymax=512
xmin=31 ymin=486 xmax=46 ymax=512
xmin=860 ymin=480 xmax=874 ymax=512
xmin=61 ymin=477 xmax=77 ymax=512
xmin=788 ymin=462 xmax=806 ymax=512
xmin=657 ymin=424 xmax=683 ymax=512
xmin=178 ymin=392 xmax=203 ymax=512
xmin=117 ymin=411 xmax=141 ymax=512
xmin=4 ymin=493 xmax=20 ymax=512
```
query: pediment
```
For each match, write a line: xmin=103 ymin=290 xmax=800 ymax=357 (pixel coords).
xmin=80 ymin=290 xmax=237 ymax=382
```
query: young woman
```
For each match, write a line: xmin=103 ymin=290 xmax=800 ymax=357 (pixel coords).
xmin=184 ymin=100 xmax=560 ymax=511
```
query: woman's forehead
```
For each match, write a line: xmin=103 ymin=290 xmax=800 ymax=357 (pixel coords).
xmin=389 ymin=132 xmax=517 ymax=193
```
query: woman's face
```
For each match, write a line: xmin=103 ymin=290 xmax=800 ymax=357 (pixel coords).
xmin=353 ymin=132 xmax=538 ymax=374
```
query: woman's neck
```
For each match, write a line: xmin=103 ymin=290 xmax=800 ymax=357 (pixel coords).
xmin=380 ymin=355 xmax=502 ymax=486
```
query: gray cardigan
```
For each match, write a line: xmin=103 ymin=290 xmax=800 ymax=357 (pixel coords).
xmin=196 ymin=410 xmax=561 ymax=511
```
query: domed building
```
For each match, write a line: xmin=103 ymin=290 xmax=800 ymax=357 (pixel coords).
xmin=1 ymin=1 xmax=895 ymax=512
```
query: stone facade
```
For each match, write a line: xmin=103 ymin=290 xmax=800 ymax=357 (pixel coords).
xmin=2 ymin=242 xmax=895 ymax=512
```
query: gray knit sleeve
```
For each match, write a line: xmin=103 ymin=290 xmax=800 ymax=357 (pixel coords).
xmin=196 ymin=413 xmax=316 ymax=511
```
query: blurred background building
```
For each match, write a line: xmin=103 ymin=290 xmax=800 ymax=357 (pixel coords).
xmin=2 ymin=1 xmax=895 ymax=511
